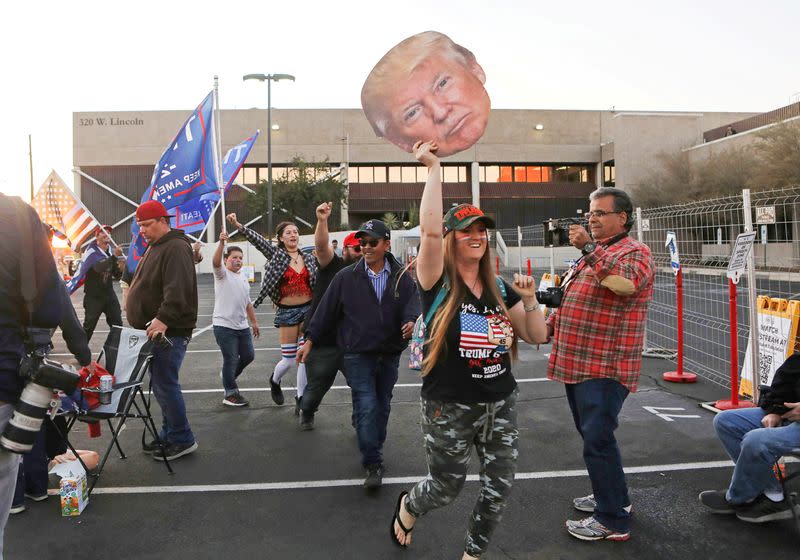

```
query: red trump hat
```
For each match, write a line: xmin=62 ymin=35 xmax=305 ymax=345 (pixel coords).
xmin=136 ymin=200 xmax=172 ymax=222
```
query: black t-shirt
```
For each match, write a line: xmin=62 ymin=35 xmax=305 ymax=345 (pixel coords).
xmin=419 ymin=275 xmax=521 ymax=403
xmin=304 ymin=254 xmax=347 ymax=346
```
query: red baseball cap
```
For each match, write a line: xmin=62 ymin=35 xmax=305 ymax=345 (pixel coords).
xmin=342 ymin=232 xmax=359 ymax=248
xmin=136 ymin=200 xmax=172 ymax=222
xmin=94 ymin=224 xmax=113 ymax=234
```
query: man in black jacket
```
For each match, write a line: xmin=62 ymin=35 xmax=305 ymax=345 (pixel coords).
xmin=700 ymin=353 xmax=800 ymax=522
xmin=305 ymin=219 xmax=420 ymax=489
xmin=81 ymin=225 xmax=123 ymax=341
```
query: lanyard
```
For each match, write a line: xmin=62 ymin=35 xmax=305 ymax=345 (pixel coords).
xmin=560 ymin=233 xmax=628 ymax=293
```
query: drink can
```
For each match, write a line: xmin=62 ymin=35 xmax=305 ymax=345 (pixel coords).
xmin=99 ymin=375 xmax=113 ymax=404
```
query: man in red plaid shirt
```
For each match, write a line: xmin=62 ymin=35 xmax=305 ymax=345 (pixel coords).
xmin=545 ymin=187 xmax=655 ymax=542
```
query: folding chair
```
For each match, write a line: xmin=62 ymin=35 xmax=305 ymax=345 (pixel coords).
xmin=776 ymin=452 xmax=800 ymax=534
xmin=56 ymin=326 xmax=174 ymax=494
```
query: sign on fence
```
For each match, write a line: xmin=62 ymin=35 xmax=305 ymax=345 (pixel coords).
xmin=665 ymin=231 xmax=680 ymax=275
xmin=755 ymin=206 xmax=776 ymax=224
xmin=740 ymin=297 xmax=800 ymax=397
xmin=726 ymin=231 xmax=756 ymax=283
xmin=640 ymin=218 xmax=650 ymax=232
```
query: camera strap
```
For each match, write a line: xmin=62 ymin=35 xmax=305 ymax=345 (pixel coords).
xmin=561 ymin=232 xmax=629 ymax=294
xmin=13 ymin=200 xmax=38 ymax=328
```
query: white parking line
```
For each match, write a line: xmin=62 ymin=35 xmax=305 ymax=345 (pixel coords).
xmin=91 ymin=459 xmax=735 ymax=495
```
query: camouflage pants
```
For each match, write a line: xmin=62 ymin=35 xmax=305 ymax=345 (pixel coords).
xmin=405 ymin=390 xmax=519 ymax=557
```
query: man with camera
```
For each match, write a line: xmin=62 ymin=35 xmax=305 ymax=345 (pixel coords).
xmin=544 ymin=187 xmax=654 ymax=542
xmin=126 ymin=200 xmax=198 ymax=462
xmin=0 ymin=194 xmax=73 ymax=554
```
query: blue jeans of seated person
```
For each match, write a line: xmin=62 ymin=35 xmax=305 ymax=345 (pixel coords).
xmin=565 ymin=378 xmax=631 ymax=533
xmin=213 ymin=326 xmax=255 ymax=397
xmin=343 ymin=353 xmax=400 ymax=467
xmin=150 ymin=336 xmax=195 ymax=445
xmin=714 ymin=406 xmax=800 ymax=504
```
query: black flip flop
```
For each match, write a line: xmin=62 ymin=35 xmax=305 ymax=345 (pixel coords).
xmin=390 ymin=491 xmax=413 ymax=548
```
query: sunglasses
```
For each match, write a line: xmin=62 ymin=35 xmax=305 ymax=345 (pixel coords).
xmin=358 ymin=238 xmax=381 ymax=248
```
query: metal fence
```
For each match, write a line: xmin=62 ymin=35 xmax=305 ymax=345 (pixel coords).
xmin=495 ymin=187 xmax=800 ymax=392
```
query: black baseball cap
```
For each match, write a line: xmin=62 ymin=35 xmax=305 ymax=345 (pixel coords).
xmin=355 ymin=219 xmax=391 ymax=240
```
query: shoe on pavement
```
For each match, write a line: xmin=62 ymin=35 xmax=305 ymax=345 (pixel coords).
xmin=566 ymin=516 xmax=630 ymax=541
xmin=9 ymin=504 xmax=25 ymax=515
xmin=142 ymin=438 xmax=167 ymax=455
xmin=364 ymin=464 xmax=384 ymax=490
xmin=299 ymin=412 xmax=315 ymax=431
xmin=223 ymin=393 xmax=249 ymax=407
xmin=699 ymin=490 xmax=738 ymax=514
xmin=573 ymin=493 xmax=632 ymax=514
xmin=269 ymin=375 xmax=284 ymax=405
xmin=152 ymin=441 xmax=198 ymax=462
xmin=24 ymin=492 xmax=47 ymax=502
xmin=735 ymin=494 xmax=796 ymax=523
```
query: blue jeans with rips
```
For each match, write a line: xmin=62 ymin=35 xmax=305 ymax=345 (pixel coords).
xmin=342 ymin=353 xmax=400 ymax=467
xmin=150 ymin=336 xmax=195 ymax=445
xmin=565 ymin=378 xmax=631 ymax=533
xmin=714 ymin=406 xmax=800 ymax=504
xmin=213 ymin=326 xmax=255 ymax=397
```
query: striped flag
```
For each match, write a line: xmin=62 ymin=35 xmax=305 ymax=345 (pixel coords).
xmin=31 ymin=170 xmax=100 ymax=249
xmin=459 ymin=313 xmax=512 ymax=351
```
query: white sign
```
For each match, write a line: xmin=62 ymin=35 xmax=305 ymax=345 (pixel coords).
xmin=642 ymin=406 xmax=701 ymax=422
xmin=726 ymin=231 xmax=756 ymax=283
xmin=640 ymin=218 xmax=650 ymax=232
xmin=741 ymin=311 xmax=794 ymax=389
xmin=665 ymin=231 xmax=680 ymax=275
xmin=760 ymin=224 xmax=768 ymax=245
xmin=755 ymin=206 xmax=776 ymax=224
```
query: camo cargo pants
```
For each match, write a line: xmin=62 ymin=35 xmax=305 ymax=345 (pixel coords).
xmin=405 ymin=390 xmax=519 ymax=557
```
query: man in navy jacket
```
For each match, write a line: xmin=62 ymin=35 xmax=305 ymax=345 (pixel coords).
xmin=305 ymin=219 xmax=420 ymax=490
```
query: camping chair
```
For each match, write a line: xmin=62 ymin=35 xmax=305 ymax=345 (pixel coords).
xmin=56 ymin=326 xmax=174 ymax=494
xmin=776 ymin=452 xmax=800 ymax=534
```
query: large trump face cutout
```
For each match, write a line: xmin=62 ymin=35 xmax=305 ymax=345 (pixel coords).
xmin=361 ymin=31 xmax=490 ymax=158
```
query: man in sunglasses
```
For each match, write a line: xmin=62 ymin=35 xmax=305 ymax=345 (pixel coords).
xmin=296 ymin=203 xmax=363 ymax=430
xmin=305 ymin=218 xmax=420 ymax=489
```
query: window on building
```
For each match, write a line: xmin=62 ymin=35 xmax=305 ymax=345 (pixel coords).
xmin=526 ymin=166 xmax=541 ymax=182
xmin=401 ymin=166 xmax=417 ymax=183
xmin=359 ymin=167 xmax=373 ymax=183
xmin=442 ymin=166 xmax=460 ymax=183
xmin=604 ymin=161 xmax=615 ymax=186
xmin=499 ymin=166 xmax=513 ymax=182
xmin=417 ymin=166 xmax=429 ymax=183
xmin=388 ymin=166 xmax=401 ymax=183
xmin=272 ymin=167 xmax=287 ymax=181
xmin=374 ymin=166 xmax=387 ymax=183
xmin=243 ymin=167 xmax=257 ymax=185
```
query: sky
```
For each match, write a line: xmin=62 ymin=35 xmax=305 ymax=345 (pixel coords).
xmin=2 ymin=0 xmax=798 ymax=201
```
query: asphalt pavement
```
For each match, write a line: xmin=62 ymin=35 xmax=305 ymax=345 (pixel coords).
xmin=6 ymin=276 xmax=798 ymax=560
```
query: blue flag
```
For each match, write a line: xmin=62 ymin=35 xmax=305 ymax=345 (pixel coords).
xmin=127 ymin=91 xmax=221 ymax=274
xmin=171 ymin=131 xmax=260 ymax=235
xmin=66 ymin=242 xmax=109 ymax=294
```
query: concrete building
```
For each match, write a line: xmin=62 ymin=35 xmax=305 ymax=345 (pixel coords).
xmin=73 ymin=106 xmax=757 ymax=241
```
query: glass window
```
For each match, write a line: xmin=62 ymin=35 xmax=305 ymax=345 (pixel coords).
xmin=346 ymin=167 xmax=358 ymax=183
xmin=401 ymin=167 xmax=416 ymax=183
xmin=478 ymin=166 xmax=486 ymax=182
xmin=417 ymin=166 xmax=429 ymax=183
xmin=580 ymin=168 xmax=589 ymax=182
xmin=272 ymin=167 xmax=287 ymax=181
xmin=243 ymin=167 xmax=257 ymax=185
xmin=553 ymin=166 xmax=568 ymax=182
xmin=374 ymin=166 xmax=387 ymax=183
xmin=442 ymin=166 xmax=459 ymax=182
xmin=287 ymin=167 xmax=298 ymax=182
xmin=359 ymin=167 xmax=374 ymax=183
xmin=526 ymin=166 xmax=541 ymax=182
xmin=499 ymin=166 xmax=513 ymax=182
xmin=458 ymin=166 xmax=467 ymax=182
xmin=388 ymin=166 xmax=401 ymax=182
xmin=514 ymin=166 xmax=526 ymax=182
xmin=541 ymin=166 xmax=552 ymax=182
xmin=484 ymin=166 xmax=499 ymax=182
xmin=235 ymin=169 xmax=244 ymax=186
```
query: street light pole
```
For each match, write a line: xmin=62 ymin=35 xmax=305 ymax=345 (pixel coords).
xmin=243 ymin=73 xmax=295 ymax=239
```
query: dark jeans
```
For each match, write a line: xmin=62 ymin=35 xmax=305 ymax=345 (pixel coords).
xmin=301 ymin=345 xmax=343 ymax=416
xmin=565 ymin=378 xmax=631 ymax=532
xmin=13 ymin=429 xmax=47 ymax=506
xmin=342 ymin=353 xmax=400 ymax=467
xmin=213 ymin=326 xmax=255 ymax=397
xmin=150 ymin=336 xmax=194 ymax=445
xmin=83 ymin=293 xmax=122 ymax=341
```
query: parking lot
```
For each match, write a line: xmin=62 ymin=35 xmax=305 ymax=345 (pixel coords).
xmin=7 ymin=276 xmax=799 ymax=559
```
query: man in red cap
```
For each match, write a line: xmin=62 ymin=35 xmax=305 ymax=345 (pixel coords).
xmin=295 ymin=202 xmax=363 ymax=430
xmin=81 ymin=224 xmax=124 ymax=340
xmin=126 ymin=200 xmax=199 ymax=461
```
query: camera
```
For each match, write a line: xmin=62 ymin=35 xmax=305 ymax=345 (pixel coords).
xmin=0 ymin=328 xmax=81 ymax=454
xmin=543 ymin=217 xmax=588 ymax=247
xmin=535 ymin=286 xmax=564 ymax=308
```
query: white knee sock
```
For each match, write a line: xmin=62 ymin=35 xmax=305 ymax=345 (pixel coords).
xmin=273 ymin=344 xmax=297 ymax=384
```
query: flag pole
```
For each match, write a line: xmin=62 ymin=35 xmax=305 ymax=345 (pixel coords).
xmin=28 ymin=135 xmax=34 ymax=202
xmin=213 ymin=76 xmax=226 ymax=236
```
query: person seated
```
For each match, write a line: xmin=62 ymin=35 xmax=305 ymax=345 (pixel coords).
xmin=699 ymin=353 xmax=800 ymax=522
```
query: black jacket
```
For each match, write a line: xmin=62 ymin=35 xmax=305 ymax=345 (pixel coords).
xmin=760 ymin=353 xmax=800 ymax=416
xmin=307 ymin=253 xmax=420 ymax=355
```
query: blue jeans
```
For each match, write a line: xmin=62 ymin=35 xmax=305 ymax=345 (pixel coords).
xmin=150 ymin=336 xmax=194 ymax=445
xmin=714 ymin=407 xmax=800 ymax=504
xmin=565 ymin=378 xmax=631 ymax=532
xmin=343 ymin=353 xmax=400 ymax=467
xmin=213 ymin=326 xmax=255 ymax=397
xmin=13 ymin=428 xmax=47 ymax=506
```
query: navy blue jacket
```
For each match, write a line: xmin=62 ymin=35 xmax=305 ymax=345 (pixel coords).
xmin=307 ymin=253 xmax=420 ymax=355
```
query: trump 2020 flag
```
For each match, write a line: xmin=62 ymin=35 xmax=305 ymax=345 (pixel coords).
xmin=172 ymin=131 xmax=260 ymax=234
xmin=127 ymin=91 xmax=221 ymax=273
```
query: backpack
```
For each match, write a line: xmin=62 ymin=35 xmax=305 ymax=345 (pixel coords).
xmin=409 ymin=276 xmax=507 ymax=371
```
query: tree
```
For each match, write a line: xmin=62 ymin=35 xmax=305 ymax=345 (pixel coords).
xmin=246 ymin=157 xmax=347 ymax=234
xmin=751 ymin=122 xmax=800 ymax=187
xmin=406 ymin=202 xmax=420 ymax=228
xmin=381 ymin=212 xmax=400 ymax=229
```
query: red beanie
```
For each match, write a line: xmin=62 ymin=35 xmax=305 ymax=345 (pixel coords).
xmin=136 ymin=200 xmax=172 ymax=222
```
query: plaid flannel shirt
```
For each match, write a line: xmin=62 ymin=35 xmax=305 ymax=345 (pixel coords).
xmin=546 ymin=235 xmax=654 ymax=392
xmin=241 ymin=226 xmax=318 ymax=308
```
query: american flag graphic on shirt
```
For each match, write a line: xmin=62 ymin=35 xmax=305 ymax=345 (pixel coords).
xmin=459 ymin=313 xmax=512 ymax=352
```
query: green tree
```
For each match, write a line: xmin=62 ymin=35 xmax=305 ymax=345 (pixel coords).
xmin=246 ymin=157 xmax=347 ymax=234
xmin=406 ymin=202 xmax=420 ymax=228
xmin=381 ymin=212 xmax=400 ymax=229
xmin=751 ymin=122 xmax=800 ymax=187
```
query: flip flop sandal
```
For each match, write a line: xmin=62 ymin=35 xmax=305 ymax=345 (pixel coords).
xmin=390 ymin=491 xmax=414 ymax=548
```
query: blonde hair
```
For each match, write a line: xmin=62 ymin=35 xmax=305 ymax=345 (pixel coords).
xmin=421 ymin=233 xmax=517 ymax=376
xmin=361 ymin=31 xmax=478 ymax=139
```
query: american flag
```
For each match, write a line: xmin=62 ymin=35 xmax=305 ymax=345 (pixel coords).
xmin=31 ymin=170 xmax=100 ymax=249
xmin=459 ymin=313 xmax=510 ymax=350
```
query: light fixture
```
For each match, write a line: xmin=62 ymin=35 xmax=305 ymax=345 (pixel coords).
xmin=535 ymin=124 xmax=545 ymax=131
xmin=271 ymin=124 xmax=280 ymax=131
